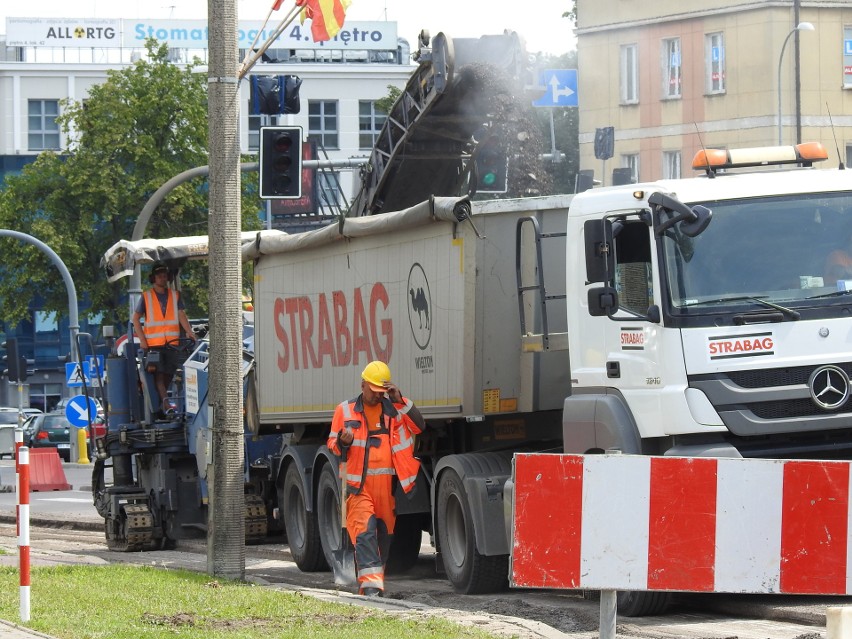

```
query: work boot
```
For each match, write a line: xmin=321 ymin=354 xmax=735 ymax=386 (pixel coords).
xmin=360 ymin=587 xmax=382 ymax=597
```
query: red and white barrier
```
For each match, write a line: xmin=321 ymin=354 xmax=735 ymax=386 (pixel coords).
xmin=17 ymin=446 xmax=30 ymax=622
xmin=14 ymin=428 xmax=22 ymax=537
xmin=511 ymin=453 xmax=852 ymax=595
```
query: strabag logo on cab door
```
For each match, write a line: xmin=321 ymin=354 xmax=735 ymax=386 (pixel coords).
xmin=707 ymin=332 xmax=774 ymax=360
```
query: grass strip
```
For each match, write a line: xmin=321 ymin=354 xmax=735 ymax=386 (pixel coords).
xmin=0 ymin=565 xmax=505 ymax=639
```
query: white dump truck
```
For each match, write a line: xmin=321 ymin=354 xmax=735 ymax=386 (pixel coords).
xmin=102 ymin=141 xmax=852 ymax=615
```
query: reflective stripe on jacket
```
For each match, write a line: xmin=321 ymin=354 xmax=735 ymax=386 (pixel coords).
xmin=143 ymin=288 xmax=180 ymax=347
xmin=327 ymin=394 xmax=423 ymax=494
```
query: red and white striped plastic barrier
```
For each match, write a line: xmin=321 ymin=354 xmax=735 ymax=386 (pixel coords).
xmin=511 ymin=453 xmax=852 ymax=595
xmin=14 ymin=428 xmax=22 ymax=537
xmin=18 ymin=446 xmax=30 ymax=622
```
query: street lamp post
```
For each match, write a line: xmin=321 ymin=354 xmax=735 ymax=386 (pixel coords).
xmin=777 ymin=22 xmax=814 ymax=145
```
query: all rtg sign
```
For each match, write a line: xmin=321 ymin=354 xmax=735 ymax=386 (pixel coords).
xmin=511 ymin=453 xmax=852 ymax=595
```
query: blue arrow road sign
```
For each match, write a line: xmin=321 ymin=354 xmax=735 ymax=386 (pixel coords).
xmin=533 ymin=69 xmax=578 ymax=108
xmin=65 ymin=395 xmax=98 ymax=427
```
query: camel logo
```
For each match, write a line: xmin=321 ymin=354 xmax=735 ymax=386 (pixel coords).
xmin=407 ymin=263 xmax=432 ymax=350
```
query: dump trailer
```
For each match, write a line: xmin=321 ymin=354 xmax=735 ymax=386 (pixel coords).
xmin=242 ymin=196 xmax=569 ymax=592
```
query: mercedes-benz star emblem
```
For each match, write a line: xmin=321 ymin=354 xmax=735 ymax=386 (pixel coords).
xmin=808 ymin=365 xmax=850 ymax=410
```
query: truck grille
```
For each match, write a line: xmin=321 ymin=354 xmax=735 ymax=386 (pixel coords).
xmin=747 ymin=397 xmax=852 ymax=419
xmin=726 ymin=363 xmax=852 ymax=389
xmin=689 ymin=362 xmax=852 ymax=437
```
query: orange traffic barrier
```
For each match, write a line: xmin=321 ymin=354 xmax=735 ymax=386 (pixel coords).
xmin=27 ymin=448 xmax=70 ymax=492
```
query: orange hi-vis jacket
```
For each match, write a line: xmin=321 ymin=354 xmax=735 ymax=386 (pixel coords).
xmin=142 ymin=288 xmax=181 ymax=347
xmin=328 ymin=394 xmax=424 ymax=494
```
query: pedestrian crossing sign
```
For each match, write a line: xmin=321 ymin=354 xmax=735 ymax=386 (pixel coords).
xmin=65 ymin=362 xmax=89 ymax=387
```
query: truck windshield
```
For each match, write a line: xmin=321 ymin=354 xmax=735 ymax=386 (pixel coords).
xmin=662 ymin=191 xmax=852 ymax=314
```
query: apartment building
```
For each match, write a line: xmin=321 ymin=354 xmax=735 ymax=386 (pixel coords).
xmin=576 ymin=0 xmax=852 ymax=183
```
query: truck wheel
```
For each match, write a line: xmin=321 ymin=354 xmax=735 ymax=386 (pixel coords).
xmin=386 ymin=514 xmax=425 ymax=574
xmin=617 ymin=591 xmax=672 ymax=617
xmin=437 ymin=469 xmax=508 ymax=594
xmin=281 ymin=464 xmax=327 ymax=571
xmin=316 ymin=463 xmax=344 ymax=572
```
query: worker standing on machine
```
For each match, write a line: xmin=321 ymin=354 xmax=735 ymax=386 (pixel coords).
xmin=131 ymin=262 xmax=196 ymax=415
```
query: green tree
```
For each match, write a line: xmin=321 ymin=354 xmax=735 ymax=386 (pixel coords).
xmin=0 ymin=40 xmax=261 ymax=329
xmin=375 ymin=85 xmax=401 ymax=116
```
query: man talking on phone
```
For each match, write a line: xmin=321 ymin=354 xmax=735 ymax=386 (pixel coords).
xmin=327 ymin=360 xmax=426 ymax=596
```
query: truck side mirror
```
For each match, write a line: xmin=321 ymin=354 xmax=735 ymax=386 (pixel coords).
xmin=588 ymin=286 xmax=619 ymax=316
xmin=651 ymin=192 xmax=713 ymax=238
xmin=584 ymin=219 xmax=616 ymax=283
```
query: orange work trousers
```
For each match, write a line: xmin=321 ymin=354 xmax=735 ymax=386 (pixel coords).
xmin=346 ymin=433 xmax=395 ymax=593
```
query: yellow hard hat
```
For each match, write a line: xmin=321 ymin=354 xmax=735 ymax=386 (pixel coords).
xmin=362 ymin=360 xmax=391 ymax=392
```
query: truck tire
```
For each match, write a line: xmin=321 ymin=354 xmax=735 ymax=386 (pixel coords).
xmin=616 ymin=591 xmax=672 ymax=617
xmin=437 ymin=469 xmax=508 ymax=594
xmin=386 ymin=514 xmax=425 ymax=575
xmin=281 ymin=463 xmax=327 ymax=571
xmin=316 ymin=463 xmax=343 ymax=572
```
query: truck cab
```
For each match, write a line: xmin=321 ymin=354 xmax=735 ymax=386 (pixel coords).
xmin=564 ymin=142 xmax=852 ymax=460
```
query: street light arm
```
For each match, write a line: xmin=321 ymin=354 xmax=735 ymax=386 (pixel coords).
xmin=777 ymin=23 xmax=815 ymax=146
xmin=777 ymin=29 xmax=798 ymax=145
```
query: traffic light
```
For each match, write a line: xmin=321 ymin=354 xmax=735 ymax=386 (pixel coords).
xmin=259 ymin=126 xmax=303 ymax=199
xmin=594 ymin=126 xmax=615 ymax=161
xmin=17 ymin=356 xmax=29 ymax=382
xmin=473 ymin=138 xmax=508 ymax=194
xmin=2 ymin=338 xmax=20 ymax=382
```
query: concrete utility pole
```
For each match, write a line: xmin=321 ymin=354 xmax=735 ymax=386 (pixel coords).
xmin=207 ymin=0 xmax=245 ymax=579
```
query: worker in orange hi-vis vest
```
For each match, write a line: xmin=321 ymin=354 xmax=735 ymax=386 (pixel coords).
xmin=327 ymin=361 xmax=426 ymax=597
xmin=131 ymin=262 xmax=197 ymax=415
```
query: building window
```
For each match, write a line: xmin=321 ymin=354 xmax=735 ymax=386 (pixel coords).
xmin=359 ymin=101 xmax=387 ymax=149
xmin=844 ymin=27 xmax=852 ymax=88
xmin=705 ymin=32 xmax=726 ymax=94
xmin=663 ymin=151 xmax=681 ymax=179
xmin=308 ymin=100 xmax=338 ymax=149
xmin=248 ymin=112 xmax=262 ymax=152
xmin=28 ymin=383 xmax=63 ymax=413
xmin=846 ymin=144 xmax=852 ymax=167
xmin=28 ymin=100 xmax=60 ymax=151
xmin=247 ymin=108 xmax=284 ymax=152
xmin=622 ymin=154 xmax=640 ymax=183
xmin=35 ymin=310 xmax=58 ymax=334
xmin=318 ymin=171 xmax=342 ymax=209
xmin=662 ymin=38 xmax=682 ymax=99
xmin=620 ymin=44 xmax=639 ymax=104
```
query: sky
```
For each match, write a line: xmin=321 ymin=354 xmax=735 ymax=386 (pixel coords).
xmin=0 ymin=0 xmax=576 ymax=56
